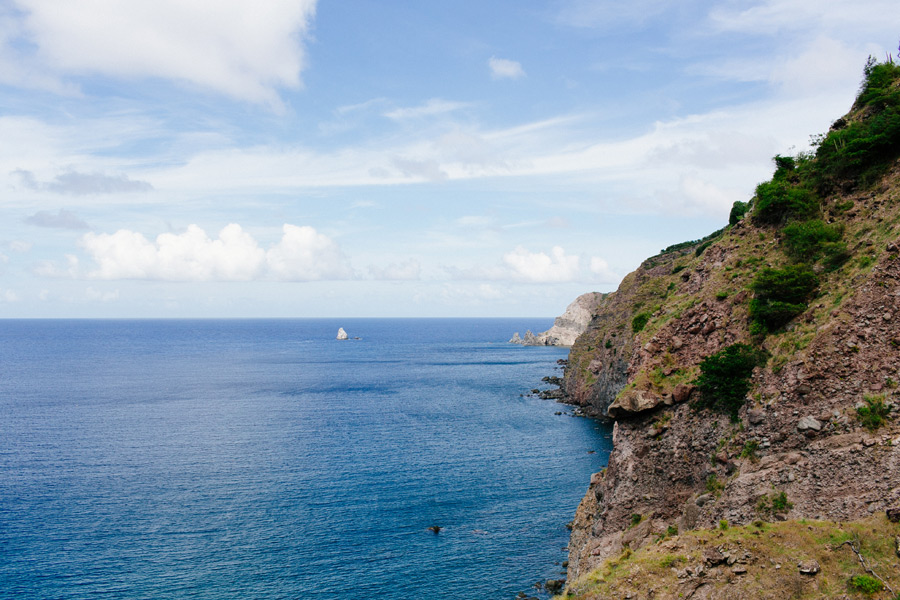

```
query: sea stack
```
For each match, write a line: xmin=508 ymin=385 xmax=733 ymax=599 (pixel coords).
xmin=336 ymin=327 xmax=349 ymax=340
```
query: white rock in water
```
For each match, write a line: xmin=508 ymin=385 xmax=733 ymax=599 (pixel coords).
xmin=336 ymin=327 xmax=349 ymax=340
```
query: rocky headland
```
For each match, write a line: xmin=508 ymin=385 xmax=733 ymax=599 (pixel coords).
xmin=553 ymin=57 xmax=900 ymax=599
xmin=511 ymin=292 xmax=604 ymax=347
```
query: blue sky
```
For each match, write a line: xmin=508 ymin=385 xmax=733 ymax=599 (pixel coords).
xmin=1 ymin=0 xmax=898 ymax=318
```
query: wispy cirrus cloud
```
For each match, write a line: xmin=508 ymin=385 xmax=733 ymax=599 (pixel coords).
xmin=14 ymin=169 xmax=152 ymax=195
xmin=384 ymin=98 xmax=471 ymax=121
xmin=709 ymin=0 xmax=900 ymax=36
xmin=24 ymin=208 xmax=89 ymax=229
xmin=555 ymin=0 xmax=673 ymax=28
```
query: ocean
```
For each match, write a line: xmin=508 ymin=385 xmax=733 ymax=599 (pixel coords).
xmin=0 ymin=319 xmax=612 ymax=599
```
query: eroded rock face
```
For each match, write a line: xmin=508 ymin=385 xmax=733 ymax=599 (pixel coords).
xmin=563 ymin=161 xmax=900 ymax=586
xmin=606 ymin=389 xmax=662 ymax=418
xmin=511 ymin=292 xmax=604 ymax=347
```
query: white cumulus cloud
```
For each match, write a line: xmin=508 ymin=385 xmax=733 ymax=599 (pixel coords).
xmin=82 ymin=224 xmax=265 ymax=281
xmin=74 ymin=223 xmax=352 ymax=282
xmin=488 ymin=56 xmax=525 ymax=80
xmin=502 ymin=246 xmax=580 ymax=282
xmin=589 ymin=256 xmax=618 ymax=283
xmin=7 ymin=0 xmax=317 ymax=107
xmin=266 ymin=224 xmax=353 ymax=281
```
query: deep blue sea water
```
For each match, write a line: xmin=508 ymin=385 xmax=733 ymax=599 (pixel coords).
xmin=0 ymin=319 xmax=612 ymax=600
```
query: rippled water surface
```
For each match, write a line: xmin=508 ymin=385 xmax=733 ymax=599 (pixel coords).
xmin=0 ymin=319 xmax=612 ymax=599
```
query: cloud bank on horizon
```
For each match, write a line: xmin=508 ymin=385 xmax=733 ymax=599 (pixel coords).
xmin=0 ymin=0 xmax=898 ymax=317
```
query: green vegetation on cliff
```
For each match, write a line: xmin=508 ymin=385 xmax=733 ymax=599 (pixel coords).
xmin=692 ymin=344 xmax=766 ymax=419
xmin=561 ymin=53 xmax=900 ymax=600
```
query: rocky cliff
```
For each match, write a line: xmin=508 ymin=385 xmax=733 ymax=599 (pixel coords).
xmin=558 ymin=57 xmax=900 ymax=599
xmin=511 ymin=292 xmax=604 ymax=346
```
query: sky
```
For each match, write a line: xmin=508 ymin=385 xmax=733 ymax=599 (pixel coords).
xmin=0 ymin=1 xmax=898 ymax=318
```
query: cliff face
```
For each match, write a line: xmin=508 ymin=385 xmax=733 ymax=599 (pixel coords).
xmin=561 ymin=59 xmax=900 ymax=597
xmin=511 ymin=291 xmax=604 ymax=347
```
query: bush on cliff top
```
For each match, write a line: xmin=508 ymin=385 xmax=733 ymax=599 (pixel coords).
xmin=693 ymin=343 xmax=766 ymax=420
xmin=753 ymin=176 xmax=819 ymax=225
xmin=810 ymin=56 xmax=900 ymax=191
xmin=729 ymin=200 xmax=749 ymax=226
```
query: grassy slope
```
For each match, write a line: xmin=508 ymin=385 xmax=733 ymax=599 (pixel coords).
xmin=560 ymin=516 xmax=900 ymax=600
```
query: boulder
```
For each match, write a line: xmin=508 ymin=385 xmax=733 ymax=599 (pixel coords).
xmin=703 ymin=547 xmax=726 ymax=566
xmin=544 ymin=579 xmax=564 ymax=594
xmin=673 ymin=383 xmax=694 ymax=404
xmin=748 ymin=409 xmax=765 ymax=425
xmin=336 ymin=327 xmax=349 ymax=340
xmin=797 ymin=416 xmax=822 ymax=432
xmin=798 ymin=560 xmax=820 ymax=575
xmin=607 ymin=389 xmax=663 ymax=419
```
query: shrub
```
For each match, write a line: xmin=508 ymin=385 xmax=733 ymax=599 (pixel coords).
xmin=693 ymin=344 xmax=765 ymax=419
xmin=757 ymin=491 xmax=793 ymax=516
xmin=705 ymin=474 xmax=725 ymax=497
xmin=771 ymin=491 xmax=792 ymax=512
xmin=812 ymin=58 xmax=900 ymax=191
xmin=753 ymin=179 xmax=819 ymax=225
xmin=848 ymin=574 xmax=884 ymax=594
xmin=749 ymin=265 xmax=819 ymax=332
xmin=781 ymin=219 xmax=844 ymax=263
xmin=857 ymin=394 xmax=890 ymax=431
xmin=719 ymin=519 xmax=729 ymax=530
xmin=695 ymin=240 xmax=714 ymax=256
xmin=748 ymin=298 xmax=809 ymax=332
xmin=632 ymin=312 xmax=651 ymax=333
xmin=658 ymin=227 xmax=725 ymax=256
xmin=740 ymin=440 xmax=759 ymax=461
xmin=659 ymin=554 xmax=682 ymax=568
xmin=729 ymin=200 xmax=749 ymax=225
xmin=773 ymin=154 xmax=796 ymax=172
xmin=630 ymin=513 xmax=643 ymax=528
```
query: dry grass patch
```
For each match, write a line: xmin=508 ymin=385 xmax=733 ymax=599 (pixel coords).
xmin=558 ymin=515 xmax=900 ymax=600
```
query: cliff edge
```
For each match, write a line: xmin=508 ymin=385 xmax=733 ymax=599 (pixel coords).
xmin=511 ymin=292 xmax=604 ymax=347
xmin=559 ymin=56 xmax=900 ymax=599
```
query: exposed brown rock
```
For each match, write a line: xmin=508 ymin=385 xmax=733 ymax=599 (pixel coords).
xmin=562 ymin=151 xmax=900 ymax=586
xmin=607 ymin=389 xmax=663 ymax=418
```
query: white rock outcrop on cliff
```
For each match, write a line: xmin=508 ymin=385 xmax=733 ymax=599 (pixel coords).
xmin=511 ymin=292 xmax=602 ymax=347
